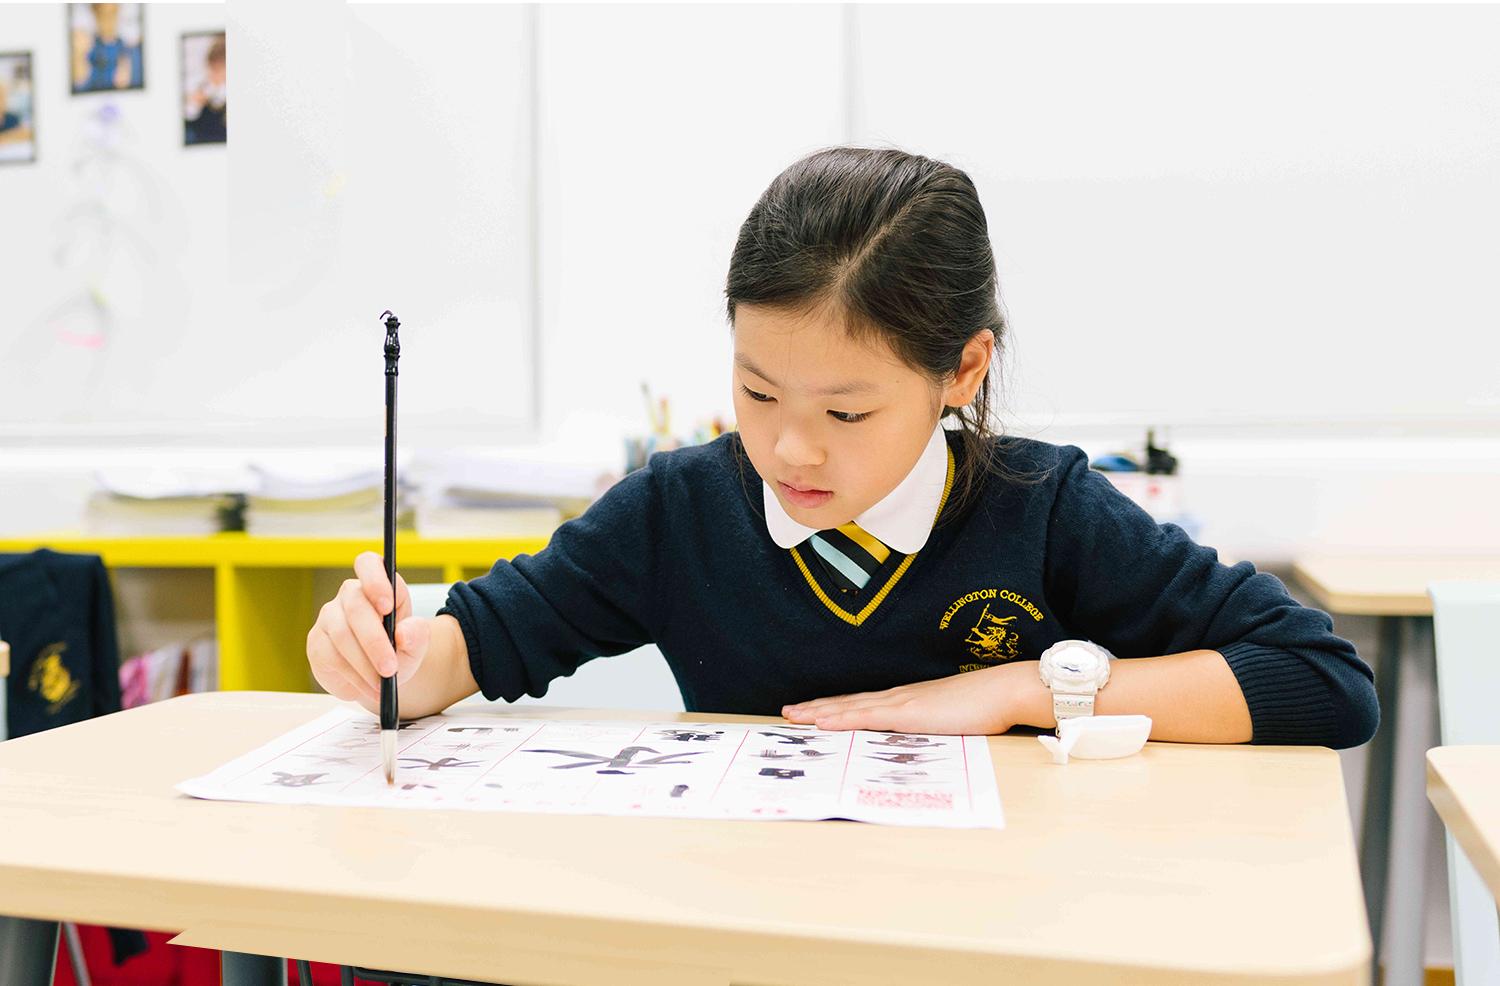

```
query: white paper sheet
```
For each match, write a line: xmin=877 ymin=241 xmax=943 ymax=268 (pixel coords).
xmin=177 ymin=707 xmax=1004 ymax=829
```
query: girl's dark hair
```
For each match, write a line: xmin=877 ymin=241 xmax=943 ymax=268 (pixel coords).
xmin=724 ymin=146 xmax=1042 ymax=517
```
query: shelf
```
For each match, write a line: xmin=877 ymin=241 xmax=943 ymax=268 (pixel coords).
xmin=0 ymin=532 xmax=552 ymax=692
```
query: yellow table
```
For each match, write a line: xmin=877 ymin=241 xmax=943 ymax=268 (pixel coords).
xmin=1427 ymin=746 xmax=1500 ymax=902
xmin=0 ymin=691 xmax=1370 ymax=985
xmin=0 ymin=533 xmax=549 ymax=691
xmin=1292 ymin=554 xmax=1500 ymax=986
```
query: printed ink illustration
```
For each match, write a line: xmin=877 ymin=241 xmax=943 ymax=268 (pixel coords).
xmin=295 ymin=753 xmax=360 ymax=766
xmin=869 ymin=769 xmax=931 ymax=786
xmin=182 ymin=714 xmax=1001 ymax=829
xmin=758 ymin=731 xmax=829 ymax=746
xmin=657 ymin=728 xmax=725 ymax=742
xmin=268 ymin=772 xmax=327 ymax=787
xmin=870 ymin=735 xmax=946 ymax=749
xmin=523 ymin=745 xmax=707 ymax=775
xmin=398 ymin=756 xmax=481 ymax=772
xmin=754 ymin=748 xmax=835 ymax=760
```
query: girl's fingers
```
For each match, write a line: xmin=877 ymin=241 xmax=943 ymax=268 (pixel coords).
xmin=353 ymin=551 xmax=396 ymax=616
xmin=393 ymin=572 xmax=413 ymax=623
xmin=310 ymin=628 xmax=378 ymax=705
xmin=322 ymin=601 xmax=384 ymax=692
xmin=340 ymin=579 xmax=398 ymax=677
xmin=329 ymin=659 xmax=379 ymax=708
xmin=352 ymin=553 xmax=413 ymax=623
xmin=785 ymin=691 xmax=897 ymax=720
xmin=393 ymin=617 xmax=429 ymax=685
xmin=819 ymin=702 xmax=925 ymax=733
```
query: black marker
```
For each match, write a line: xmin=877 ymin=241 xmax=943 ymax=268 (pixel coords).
xmin=379 ymin=310 xmax=402 ymax=784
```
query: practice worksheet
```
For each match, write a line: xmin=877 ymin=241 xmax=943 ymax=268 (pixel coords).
xmin=177 ymin=707 xmax=1004 ymax=829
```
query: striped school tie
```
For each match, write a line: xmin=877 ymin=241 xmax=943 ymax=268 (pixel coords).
xmin=806 ymin=522 xmax=892 ymax=591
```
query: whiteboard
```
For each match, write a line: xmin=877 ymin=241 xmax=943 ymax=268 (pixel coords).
xmin=850 ymin=4 xmax=1500 ymax=435
xmin=0 ymin=3 xmax=536 ymax=446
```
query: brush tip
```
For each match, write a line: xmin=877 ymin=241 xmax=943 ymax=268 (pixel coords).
xmin=381 ymin=730 xmax=396 ymax=785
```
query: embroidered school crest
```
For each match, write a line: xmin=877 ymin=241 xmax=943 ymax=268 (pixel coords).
xmin=939 ymin=588 xmax=1046 ymax=672
xmin=964 ymin=604 xmax=1021 ymax=662
xmin=27 ymin=642 xmax=80 ymax=714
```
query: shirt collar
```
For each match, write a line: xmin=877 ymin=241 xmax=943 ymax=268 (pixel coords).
xmin=762 ymin=422 xmax=949 ymax=555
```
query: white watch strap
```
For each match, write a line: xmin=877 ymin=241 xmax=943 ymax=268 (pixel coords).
xmin=1053 ymin=690 xmax=1096 ymax=723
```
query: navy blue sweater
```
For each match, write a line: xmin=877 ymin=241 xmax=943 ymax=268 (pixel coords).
xmin=439 ymin=432 xmax=1378 ymax=749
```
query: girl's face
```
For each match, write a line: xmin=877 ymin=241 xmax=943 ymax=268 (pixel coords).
xmin=732 ymin=303 xmax=952 ymax=531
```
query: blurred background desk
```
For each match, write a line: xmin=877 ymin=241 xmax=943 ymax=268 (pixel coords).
xmin=1293 ymin=554 xmax=1500 ymax=986
xmin=1427 ymin=746 xmax=1500 ymax=902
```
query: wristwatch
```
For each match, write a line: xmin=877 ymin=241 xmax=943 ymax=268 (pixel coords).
xmin=1038 ymin=639 xmax=1116 ymax=728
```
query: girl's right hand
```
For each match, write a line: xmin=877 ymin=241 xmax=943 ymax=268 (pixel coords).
xmin=306 ymin=551 xmax=432 ymax=713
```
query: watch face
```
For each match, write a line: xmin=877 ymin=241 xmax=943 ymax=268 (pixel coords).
xmin=1046 ymin=645 xmax=1100 ymax=686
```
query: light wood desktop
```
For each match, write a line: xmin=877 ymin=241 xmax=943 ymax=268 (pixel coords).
xmin=0 ymin=691 xmax=1369 ymax=986
xmin=1292 ymin=554 xmax=1500 ymax=986
xmin=1293 ymin=556 xmax=1500 ymax=618
xmin=1427 ymin=746 xmax=1500 ymax=904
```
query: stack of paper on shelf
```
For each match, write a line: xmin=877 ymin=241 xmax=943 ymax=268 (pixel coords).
xmin=244 ymin=454 xmax=414 ymax=537
xmin=87 ymin=466 xmax=255 ymax=535
xmin=410 ymin=449 xmax=615 ymax=538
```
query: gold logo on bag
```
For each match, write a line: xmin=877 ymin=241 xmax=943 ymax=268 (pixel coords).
xmin=28 ymin=642 xmax=80 ymax=713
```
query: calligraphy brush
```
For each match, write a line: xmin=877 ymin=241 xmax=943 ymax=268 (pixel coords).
xmin=379 ymin=310 xmax=402 ymax=784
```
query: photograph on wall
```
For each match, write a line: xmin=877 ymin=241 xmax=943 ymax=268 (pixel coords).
xmin=0 ymin=51 xmax=36 ymax=164
xmin=181 ymin=31 xmax=225 ymax=146
xmin=69 ymin=3 xmax=145 ymax=94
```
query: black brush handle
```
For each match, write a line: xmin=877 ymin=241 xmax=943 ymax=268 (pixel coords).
xmin=380 ymin=311 xmax=401 ymax=732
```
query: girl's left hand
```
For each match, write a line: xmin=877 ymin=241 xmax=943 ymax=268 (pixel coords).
xmin=782 ymin=663 xmax=1035 ymax=735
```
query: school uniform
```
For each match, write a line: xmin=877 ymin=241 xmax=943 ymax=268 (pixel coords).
xmin=439 ymin=427 xmax=1378 ymax=749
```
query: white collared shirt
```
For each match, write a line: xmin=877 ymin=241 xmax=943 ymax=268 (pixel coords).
xmin=762 ymin=422 xmax=949 ymax=555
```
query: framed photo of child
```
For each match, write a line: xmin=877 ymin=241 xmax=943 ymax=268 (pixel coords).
xmin=181 ymin=31 xmax=226 ymax=146
xmin=69 ymin=3 xmax=145 ymax=95
xmin=0 ymin=51 xmax=36 ymax=165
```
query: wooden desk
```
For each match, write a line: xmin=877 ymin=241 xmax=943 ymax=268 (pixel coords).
xmin=1291 ymin=554 xmax=1500 ymax=986
xmin=1293 ymin=555 xmax=1500 ymax=618
xmin=1427 ymin=746 xmax=1500 ymax=902
xmin=0 ymin=692 xmax=1369 ymax=986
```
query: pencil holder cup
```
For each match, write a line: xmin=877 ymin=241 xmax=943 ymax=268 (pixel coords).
xmin=624 ymin=433 xmax=681 ymax=473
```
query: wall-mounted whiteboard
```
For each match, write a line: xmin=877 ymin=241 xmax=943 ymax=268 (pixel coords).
xmin=0 ymin=3 xmax=537 ymax=447
xmin=4 ymin=4 xmax=1495 ymax=450
xmin=850 ymin=4 xmax=1500 ymax=436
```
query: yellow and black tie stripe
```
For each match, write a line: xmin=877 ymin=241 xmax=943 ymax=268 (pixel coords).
xmin=805 ymin=522 xmax=892 ymax=592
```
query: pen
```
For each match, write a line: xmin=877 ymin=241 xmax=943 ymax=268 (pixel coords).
xmin=379 ymin=310 xmax=402 ymax=784
xmin=640 ymin=380 xmax=659 ymax=432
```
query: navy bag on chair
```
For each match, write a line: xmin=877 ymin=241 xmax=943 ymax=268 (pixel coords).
xmin=0 ymin=548 xmax=124 ymax=739
xmin=0 ymin=547 xmax=149 ymax=968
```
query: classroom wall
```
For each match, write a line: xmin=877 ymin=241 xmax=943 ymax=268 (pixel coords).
xmin=0 ymin=3 xmax=229 ymax=435
xmin=2 ymin=7 xmax=1492 ymax=968
xmin=4 ymin=2 xmax=1496 ymax=554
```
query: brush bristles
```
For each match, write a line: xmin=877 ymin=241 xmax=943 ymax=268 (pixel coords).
xmin=381 ymin=730 xmax=396 ymax=785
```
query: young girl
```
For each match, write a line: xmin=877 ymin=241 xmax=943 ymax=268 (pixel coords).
xmin=308 ymin=147 xmax=1378 ymax=750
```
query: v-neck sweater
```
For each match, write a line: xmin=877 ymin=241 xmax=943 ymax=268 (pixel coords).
xmin=439 ymin=431 xmax=1378 ymax=749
